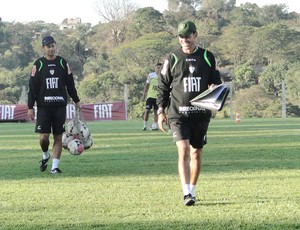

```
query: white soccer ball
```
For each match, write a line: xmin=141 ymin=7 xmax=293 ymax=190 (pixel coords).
xmin=78 ymin=123 xmax=90 ymax=140
xmin=82 ymin=135 xmax=93 ymax=150
xmin=62 ymin=132 xmax=74 ymax=149
xmin=67 ymin=119 xmax=84 ymax=136
xmin=66 ymin=119 xmax=93 ymax=151
xmin=67 ymin=139 xmax=85 ymax=155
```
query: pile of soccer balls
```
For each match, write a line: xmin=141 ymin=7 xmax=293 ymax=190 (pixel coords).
xmin=62 ymin=119 xmax=93 ymax=155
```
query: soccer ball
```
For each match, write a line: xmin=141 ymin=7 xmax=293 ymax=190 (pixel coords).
xmin=78 ymin=123 xmax=90 ymax=140
xmin=66 ymin=119 xmax=84 ymax=136
xmin=67 ymin=139 xmax=85 ymax=155
xmin=82 ymin=135 xmax=93 ymax=150
xmin=65 ymin=119 xmax=93 ymax=151
xmin=62 ymin=132 xmax=74 ymax=149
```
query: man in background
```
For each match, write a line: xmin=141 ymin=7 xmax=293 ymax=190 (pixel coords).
xmin=141 ymin=63 xmax=162 ymax=131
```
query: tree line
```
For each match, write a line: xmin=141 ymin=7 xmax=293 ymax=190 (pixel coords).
xmin=0 ymin=0 xmax=300 ymax=118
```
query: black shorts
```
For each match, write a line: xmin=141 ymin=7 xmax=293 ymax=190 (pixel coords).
xmin=169 ymin=118 xmax=210 ymax=149
xmin=145 ymin=98 xmax=158 ymax=110
xmin=35 ymin=107 xmax=66 ymax=134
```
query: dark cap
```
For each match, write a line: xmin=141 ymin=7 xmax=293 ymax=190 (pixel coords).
xmin=42 ymin=35 xmax=56 ymax=46
xmin=156 ymin=63 xmax=162 ymax=66
xmin=178 ymin=20 xmax=196 ymax=37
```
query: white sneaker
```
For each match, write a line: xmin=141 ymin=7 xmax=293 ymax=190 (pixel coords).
xmin=50 ymin=168 xmax=63 ymax=174
xmin=151 ymin=123 xmax=158 ymax=130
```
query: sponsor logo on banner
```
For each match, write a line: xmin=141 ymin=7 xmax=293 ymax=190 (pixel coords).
xmin=94 ymin=104 xmax=113 ymax=119
xmin=0 ymin=105 xmax=16 ymax=119
xmin=0 ymin=102 xmax=126 ymax=121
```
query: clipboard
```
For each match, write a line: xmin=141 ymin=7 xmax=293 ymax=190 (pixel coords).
xmin=190 ymin=84 xmax=230 ymax=111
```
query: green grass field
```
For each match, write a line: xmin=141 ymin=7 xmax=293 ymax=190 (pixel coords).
xmin=0 ymin=118 xmax=299 ymax=230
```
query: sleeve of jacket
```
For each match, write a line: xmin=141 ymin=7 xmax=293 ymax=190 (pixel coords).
xmin=213 ymin=69 xmax=222 ymax=85
xmin=65 ymin=62 xmax=80 ymax=103
xmin=157 ymin=54 xmax=173 ymax=109
xmin=27 ymin=61 xmax=39 ymax=109
xmin=207 ymin=51 xmax=222 ymax=85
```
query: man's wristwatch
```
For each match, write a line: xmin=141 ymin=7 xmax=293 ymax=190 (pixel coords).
xmin=157 ymin=107 xmax=164 ymax=115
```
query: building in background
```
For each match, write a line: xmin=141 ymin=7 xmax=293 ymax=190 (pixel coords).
xmin=59 ymin=17 xmax=82 ymax=30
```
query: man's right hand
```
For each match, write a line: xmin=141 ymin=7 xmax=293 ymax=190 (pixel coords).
xmin=158 ymin=113 xmax=167 ymax=133
xmin=27 ymin=109 xmax=35 ymax=120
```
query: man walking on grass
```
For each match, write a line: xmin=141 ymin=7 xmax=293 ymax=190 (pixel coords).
xmin=28 ymin=35 xmax=81 ymax=174
xmin=157 ymin=20 xmax=221 ymax=206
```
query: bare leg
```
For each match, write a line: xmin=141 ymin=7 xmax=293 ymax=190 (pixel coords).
xmin=153 ymin=109 xmax=158 ymax=123
xmin=52 ymin=134 xmax=63 ymax=160
xmin=39 ymin=133 xmax=50 ymax=152
xmin=144 ymin=109 xmax=150 ymax=122
xmin=39 ymin=133 xmax=51 ymax=172
xmin=190 ymin=146 xmax=202 ymax=185
xmin=176 ymin=140 xmax=191 ymax=191
xmin=177 ymin=140 xmax=202 ymax=205
xmin=50 ymin=134 xmax=63 ymax=172
xmin=143 ymin=109 xmax=150 ymax=130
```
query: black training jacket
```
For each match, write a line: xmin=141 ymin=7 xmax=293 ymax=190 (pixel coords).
xmin=28 ymin=56 xmax=80 ymax=109
xmin=157 ymin=46 xmax=222 ymax=120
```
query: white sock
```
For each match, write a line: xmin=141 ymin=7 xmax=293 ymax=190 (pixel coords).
xmin=52 ymin=158 xmax=60 ymax=170
xmin=182 ymin=184 xmax=190 ymax=196
xmin=144 ymin=121 xmax=148 ymax=127
xmin=42 ymin=151 xmax=50 ymax=160
xmin=190 ymin=184 xmax=196 ymax=197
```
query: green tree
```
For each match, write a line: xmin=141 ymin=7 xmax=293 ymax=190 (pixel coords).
xmin=94 ymin=0 xmax=137 ymax=46
xmin=53 ymin=25 xmax=92 ymax=81
xmin=0 ymin=67 xmax=28 ymax=103
xmin=126 ymin=7 xmax=166 ymax=40
xmin=82 ymin=55 xmax=109 ymax=76
xmin=284 ymin=62 xmax=300 ymax=105
xmin=0 ymin=22 xmax=34 ymax=69
xmin=231 ymin=63 xmax=256 ymax=90
xmin=109 ymin=31 xmax=174 ymax=115
xmin=199 ymin=0 xmax=236 ymax=33
xmin=164 ymin=0 xmax=198 ymax=34
xmin=229 ymin=3 xmax=262 ymax=27
xmin=212 ymin=25 xmax=254 ymax=66
xmin=233 ymin=85 xmax=281 ymax=118
xmin=260 ymin=4 xmax=289 ymax=24
xmin=110 ymin=31 xmax=174 ymax=84
xmin=78 ymin=71 xmax=123 ymax=103
xmin=259 ymin=61 xmax=288 ymax=97
xmin=249 ymin=24 xmax=300 ymax=65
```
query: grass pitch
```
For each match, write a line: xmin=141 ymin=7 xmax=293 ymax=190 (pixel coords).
xmin=0 ymin=118 xmax=299 ymax=229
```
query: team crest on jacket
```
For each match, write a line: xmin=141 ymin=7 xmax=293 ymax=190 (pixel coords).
xmin=189 ymin=64 xmax=195 ymax=74
xmin=50 ymin=69 xmax=55 ymax=75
